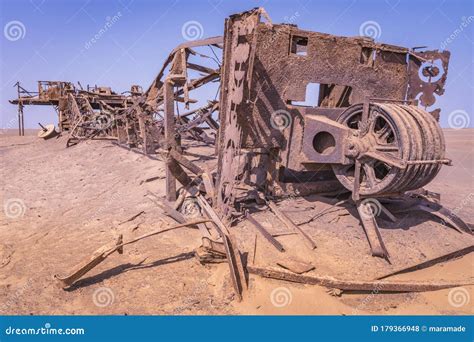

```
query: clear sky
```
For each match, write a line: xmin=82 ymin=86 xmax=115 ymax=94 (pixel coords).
xmin=0 ymin=0 xmax=472 ymax=129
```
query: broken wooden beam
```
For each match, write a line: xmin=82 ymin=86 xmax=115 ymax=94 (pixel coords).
xmin=146 ymin=191 xmax=187 ymax=223
xmin=245 ymin=212 xmax=285 ymax=252
xmin=118 ymin=211 xmax=145 ymax=226
xmin=146 ymin=191 xmax=211 ymax=238
xmin=163 ymin=79 xmax=177 ymax=201
xmin=376 ymin=245 xmax=474 ymax=280
xmin=247 ymin=265 xmax=474 ymax=292
xmin=169 ymin=149 xmax=204 ymax=175
xmin=356 ymin=200 xmax=390 ymax=261
xmin=201 ymin=171 xmax=215 ymax=203
xmin=186 ymin=62 xmax=218 ymax=75
xmin=54 ymin=219 xmax=210 ymax=289
xmin=268 ymin=201 xmax=317 ymax=250
xmin=196 ymin=194 xmax=247 ymax=300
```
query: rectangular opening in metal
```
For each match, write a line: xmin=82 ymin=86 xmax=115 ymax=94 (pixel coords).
xmin=290 ymin=35 xmax=308 ymax=56
xmin=287 ymin=83 xmax=353 ymax=108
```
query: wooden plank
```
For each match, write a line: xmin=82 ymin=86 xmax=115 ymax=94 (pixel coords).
xmin=186 ymin=62 xmax=218 ymax=75
xmin=196 ymin=195 xmax=247 ymax=299
xmin=248 ymin=266 xmax=473 ymax=292
xmin=356 ymin=200 xmax=390 ymax=260
xmin=147 ymin=191 xmax=211 ymax=239
xmin=55 ymin=219 xmax=211 ymax=288
xmin=246 ymin=212 xmax=284 ymax=252
xmin=164 ymin=80 xmax=177 ymax=201
xmin=169 ymin=149 xmax=203 ymax=175
xmin=201 ymin=171 xmax=215 ymax=203
xmin=268 ymin=201 xmax=317 ymax=250
xmin=376 ymin=245 xmax=474 ymax=280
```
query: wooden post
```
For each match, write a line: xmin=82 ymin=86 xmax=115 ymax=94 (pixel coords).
xmin=138 ymin=115 xmax=148 ymax=154
xmin=18 ymin=103 xmax=24 ymax=136
xmin=16 ymin=82 xmax=24 ymax=136
xmin=164 ymin=79 xmax=177 ymax=201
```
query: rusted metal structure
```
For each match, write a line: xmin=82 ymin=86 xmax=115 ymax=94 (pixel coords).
xmin=161 ymin=8 xmax=471 ymax=297
xmin=11 ymin=7 xmax=471 ymax=300
xmin=9 ymin=39 xmax=223 ymax=152
xmin=10 ymin=81 xmax=142 ymax=135
xmin=216 ymin=8 xmax=450 ymax=210
xmin=212 ymin=8 xmax=463 ymax=262
xmin=111 ymin=36 xmax=222 ymax=163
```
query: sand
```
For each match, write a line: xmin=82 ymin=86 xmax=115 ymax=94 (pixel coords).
xmin=0 ymin=128 xmax=472 ymax=315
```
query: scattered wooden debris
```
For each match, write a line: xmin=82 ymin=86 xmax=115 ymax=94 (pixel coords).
xmin=195 ymin=237 xmax=227 ymax=264
xmin=195 ymin=246 xmax=226 ymax=264
xmin=197 ymin=194 xmax=247 ymax=301
xmin=252 ymin=234 xmax=258 ymax=265
xmin=268 ymin=201 xmax=317 ymax=250
xmin=376 ymin=245 xmax=474 ymax=280
xmin=54 ymin=219 xmax=210 ymax=289
xmin=201 ymin=171 xmax=215 ymax=203
xmin=248 ymin=265 xmax=474 ymax=292
xmin=276 ymin=257 xmax=315 ymax=274
xmin=139 ymin=175 xmax=165 ymax=185
xmin=118 ymin=211 xmax=145 ymax=225
xmin=146 ymin=192 xmax=187 ymax=223
xmin=297 ymin=200 xmax=348 ymax=226
xmin=356 ymin=200 xmax=390 ymax=261
xmin=13 ymin=7 xmax=471 ymax=306
xmin=147 ymin=190 xmax=212 ymax=238
xmin=245 ymin=212 xmax=285 ymax=252
xmin=201 ymin=237 xmax=226 ymax=255
xmin=272 ymin=232 xmax=297 ymax=237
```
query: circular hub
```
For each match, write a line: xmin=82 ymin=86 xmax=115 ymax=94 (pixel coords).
xmin=332 ymin=103 xmax=445 ymax=196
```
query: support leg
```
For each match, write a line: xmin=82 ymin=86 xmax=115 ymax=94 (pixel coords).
xmin=164 ymin=80 xmax=177 ymax=202
xmin=356 ymin=200 xmax=390 ymax=261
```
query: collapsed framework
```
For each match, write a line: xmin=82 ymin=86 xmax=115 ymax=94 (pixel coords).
xmin=10 ymin=8 xmax=473 ymax=300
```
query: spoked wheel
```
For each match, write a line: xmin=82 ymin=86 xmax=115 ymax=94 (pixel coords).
xmin=332 ymin=103 xmax=445 ymax=196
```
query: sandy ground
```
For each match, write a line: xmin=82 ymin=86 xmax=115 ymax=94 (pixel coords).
xmin=0 ymin=128 xmax=472 ymax=315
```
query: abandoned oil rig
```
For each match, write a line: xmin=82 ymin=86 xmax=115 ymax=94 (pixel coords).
xmin=11 ymin=8 xmax=473 ymax=300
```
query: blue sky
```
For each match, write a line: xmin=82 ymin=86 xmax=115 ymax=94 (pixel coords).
xmin=0 ymin=0 xmax=472 ymax=129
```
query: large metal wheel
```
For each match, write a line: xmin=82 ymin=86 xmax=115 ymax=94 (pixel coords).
xmin=332 ymin=103 xmax=445 ymax=196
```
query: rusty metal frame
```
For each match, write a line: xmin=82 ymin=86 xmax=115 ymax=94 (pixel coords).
xmin=10 ymin=7 xmax=472 ymax=300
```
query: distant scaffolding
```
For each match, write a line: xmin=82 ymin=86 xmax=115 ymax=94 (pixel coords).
xmin=9 ymin=81 xmax=141 ymax=136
